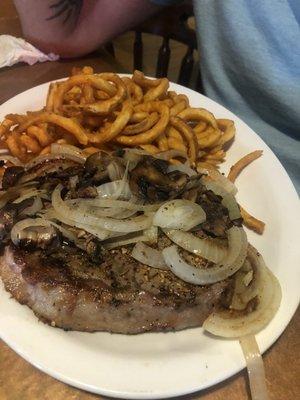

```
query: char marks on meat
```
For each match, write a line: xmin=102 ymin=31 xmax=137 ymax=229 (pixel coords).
xmin=0 ymin=244 xmax=233 ymax=333
xmin=0 ymin=152 xmax=235 ymax=334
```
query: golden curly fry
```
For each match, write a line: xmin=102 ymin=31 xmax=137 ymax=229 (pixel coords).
xmin=240 ymin=206 xmax=265 ymax=234
xmin=170 ymin=100 xmax=187 ymax=117
xmin=94 ymin=90 xmax=110 ymax=100
xmin=194 ymin=121 xmax=207 ymax=133
xmin=217 ymin=119 xmax=236 ymax=146
xmin=53 ymin=74 xmax=117 ymax=113
xmin=6 ymin=132 xmax=26 ymax=160
xmin=46 ymin=83 xmax=59 ymax=112
xmin=197 ymin=127 xmax=221 ymax=149
xmin=140 ymin=144 xmax=160 ymax=154
xmin=82 ymin=73 xmax=126 ymax=115
xmin=122 ymin=112 xmax=159 ymax=135
xmin=228 ymin=150 xmax=263 ymax=182
xmin=82 ymin=84 xmax=95 ymax=104
xmin=17 ymin=112 xmax=88 ymax=145
xmin=27 ymin=125 xmax=53 ymax=147
xmin=122 ymin=77 xmax=143 ymax=105
xmin=157 ymin=133 xmax=169 ymax=151
xmin=115 ymin=102 xmax=169 ymax=146
xmin=19 ymin=134 xmax=41 ymax=153
xmin=132 ymin=70 xmax=161 ymax=88
xmin=0 ymin=119 xmax=14 ymax=138
xmin=167 ymin=136 xmax=187 ymax=152
xmin=178 ymin=107 xmax=219 ymax=130
xmin=143 ymin=78 xmax=169 ymax=102
xmin=170 ymin=116 xmax=198 ymax=165
xmin=87 ymin=101 xmax=133 ymax=144
xmin=1 ymin=69 xmax=244 ymax=195
xmin=129 ymin=112 xmax=149 ymax=123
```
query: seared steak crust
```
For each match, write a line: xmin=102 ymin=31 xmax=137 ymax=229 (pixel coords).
xmin=0 ymin=244 xmax=233 ymax=334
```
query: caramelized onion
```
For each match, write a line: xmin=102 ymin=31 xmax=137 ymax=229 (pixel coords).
xmin=167 ymin=164 xmax=197 ymax=177
xmin=25 ymin=153 xmax=84 ymax=170
xmin=11 ymin=218 xmax=57 ymax=245
xmin=203 ymin=245 xmax=281 ymax=337
xmin=202 ymin=179 xmax=241 ymax=220
xmin=199 ymin=168 xmax=237 ymax=195
xmin=162 ymin=227 xmax=247 ymax=284
xmin=132 ymin=242 xmax=167 ymax=270
xmin=163 ymin=229 xmax=227 ymax=264
xmin=0 ymin=155 xmax=23 ymax=166
xmin=19 ymin=196 xmax=43 ymax=216
xmin=97 ymin=180 xmax=132 ymax=200
xmin=50 ymin=143 xmax=86 ymax=162
xmin=153 ymin=199 xmax=206 ymax=231
xmin=52 ymin=184 xmax=153 ymax=233
xmin=43 ymin=209 xmax=113 ymax=241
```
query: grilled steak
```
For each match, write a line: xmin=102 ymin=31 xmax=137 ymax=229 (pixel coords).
xmin=0 ymin=244 xmax=232 ymax=333
xmin=0 ymin=152 xmax=236 ymax=334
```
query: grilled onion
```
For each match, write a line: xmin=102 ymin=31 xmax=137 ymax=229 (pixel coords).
xmin=167 ymin=164 xmax=197 ymax=177
xmin=202 ymin=179 xmax=240 ymax=220
xmin=203 ymin=245 xmax=282 ymax=337
xmin=43 ymin=208 xmax=113 ymax=241
xmin=50 ymin=143 xmax=86 ymax=162
xmin=10 ymin=218 xmax=57 ymax=245
xmin=25 ymin=153 xmax=84 ymax=170
xmin=97 ymin=180 xmax=132 ymax=200
xmin=19 ymin=196 xmax=43 ymax=216
xmin=199 ymin=168 xmax=237 ymax=195
xmin=162 ymin=226 xmax=247 ymax=284
xmin=163 ymin=229 xmax=227 ymax=264
xmin=132 ymin=242 xmax=168 ymax=270
xmin=52 ymin=184 xmax=152 ymax=233
xmin=0 ymin=155 xmax=23 ymax=166
xmin=153 ymin=199 xmax=206 ymax=231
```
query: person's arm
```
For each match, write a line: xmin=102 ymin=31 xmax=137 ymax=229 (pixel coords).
xmin=14 ymin=0 xmax=162 ymax=57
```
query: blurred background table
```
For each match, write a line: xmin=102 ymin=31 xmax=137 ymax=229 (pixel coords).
xmin=0 ymin=1 xmax=299 ymax=399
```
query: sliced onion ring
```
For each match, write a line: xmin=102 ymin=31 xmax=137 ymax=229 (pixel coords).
xmin=202 ymin=179 xmax=241 ymax=220
xmin=65 ymin=198 xmax=159 ymax=213
xmin=43 ymin=208 xmax=113 ymax=241
xmin=203 ymin=245 xmax=282 ymax=337
xmin=0 ymin=155 xmax=23 ymax=166
xmin=163 ymin=229 xmax=227 ymax=264
xmin=199 ymin=168 xmax=237 ymax=195
xmin=11 ymin=218 xmax=56 ymax=245
xmin=132 ymin=242 xmax=168 ymax=270
xmin=19 ymin=196 xmax=43 ymax=216
xmin=97 ymin=180 xmax=132 ymax=200
xmin=25 ymin=153 xmax=84 ymax=170
xmin=167 ymin=164 xmax=197 ymax=177
xmin=52 ymin=184 xmax=152 ymax=233
xmin=153 ymin=199 xmax=206 ymax=231
xmin=50 ymin=143 xmax=86 ymax=161
xmin=162 ymin=226 xmax=247 ymax=284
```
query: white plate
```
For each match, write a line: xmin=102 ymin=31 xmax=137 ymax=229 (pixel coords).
xmin=0 ymin=79 xmax=299 ymax=399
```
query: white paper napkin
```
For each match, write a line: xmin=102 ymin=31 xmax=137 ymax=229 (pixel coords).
xmin=0 ymin=34 xmax=59 ymax=68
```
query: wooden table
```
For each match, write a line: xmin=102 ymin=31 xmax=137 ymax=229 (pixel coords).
xmin=0 ymin=59 xmax=300 ymax=400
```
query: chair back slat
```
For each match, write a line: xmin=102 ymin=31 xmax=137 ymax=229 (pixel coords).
xmin=134 ymin=31 xmax=143 ymax=71
xmin=156 ymin=38 xmax=170 ymax=78
xmin=178 ymin=46 xmax=194 ymax=86
xmin=111 ymin=1 xmax=204 ymax=92
xmin=196 ymin=69 xmax=204 ymax=93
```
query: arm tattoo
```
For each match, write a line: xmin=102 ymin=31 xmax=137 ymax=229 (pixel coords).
xmin=46 ymin=0 xmax=83 ymax=24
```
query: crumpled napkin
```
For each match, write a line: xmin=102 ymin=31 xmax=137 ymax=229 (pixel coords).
xmin=0 ymin=34 xmax=59 ymax=68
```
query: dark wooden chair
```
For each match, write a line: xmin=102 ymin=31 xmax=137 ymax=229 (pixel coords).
xmin=105 ymin=0 xmax=203 ymax=93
